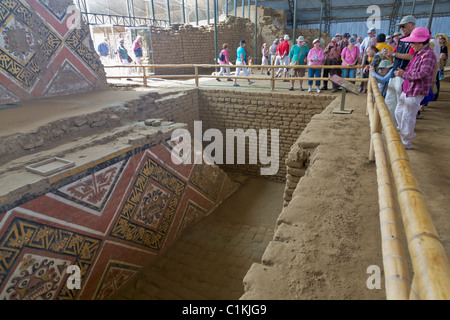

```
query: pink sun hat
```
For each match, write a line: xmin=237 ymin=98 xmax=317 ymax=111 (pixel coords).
xmin=401 ymin=27 xmax=431 ymax=43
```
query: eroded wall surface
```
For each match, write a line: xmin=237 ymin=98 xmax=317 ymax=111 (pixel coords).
xmin=0 ymin=0 xmax=107 ymax=104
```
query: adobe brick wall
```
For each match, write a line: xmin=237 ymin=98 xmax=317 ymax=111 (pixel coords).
xmin=150 ymin=16 xmax=256 ymax=75
xmin=199 ymin=89 xmax=335 ymax=181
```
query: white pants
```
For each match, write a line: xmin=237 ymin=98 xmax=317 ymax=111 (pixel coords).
xmin=385 ymin=76 xmax=404 ymax=126
xmin=395 ymin=92 xmax=424 ymax=146
xmin=218 ymin=65 xmax=230 ymax=76
xmin=236 ymin=61 xmax=249 ymax=77
xmin=121 ymin=59 xmax=131 ymax=75
xmin=276 ymin=56 xmax=289 ymax=74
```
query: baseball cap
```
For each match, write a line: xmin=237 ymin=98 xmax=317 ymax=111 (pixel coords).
xmin=367 ymin=28 xmax=376 ymax=33
xmin=396 ymin=15 xmax=416 ymax=26
xmin=343 ymin=33 xmax=351 ymax=38
xmin=240 ymin=40 xmax=246 ymax=44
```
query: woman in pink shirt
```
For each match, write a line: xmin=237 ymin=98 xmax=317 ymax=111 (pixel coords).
xmin=341 ymin=38 xmax=360 ymax=83
xmin=394 ymin=27 xmax=436 ymax=149
xmin=307 ymin=38 xmax=324 ymax=92
xmin=216 ymin=43 xmax=232 ymax=82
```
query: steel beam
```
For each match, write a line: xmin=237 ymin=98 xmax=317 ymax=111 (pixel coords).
xmin=254 ymin=0 xmax=258 ymax=63
xmin=207 ymin=0 xmax=210 ymax=24
xmin=195 ymin=0 xmax=198 ymax=25
xmin=166 ymin=0 xmax=171 ymax=24
xmin=181 ymin=0 xmax=185 ymax=23
xmin=427 ymin=0 xmax=437 ymax=30
xmin=318 ymin=0 xmax=323 ymax=40
xmin=214 ymin=0 xmax=218 ymax=68
xmin=388 ymin=0 xmax=402 ymax=35
xmin=292 ymin=0 xmax=297 ymax=42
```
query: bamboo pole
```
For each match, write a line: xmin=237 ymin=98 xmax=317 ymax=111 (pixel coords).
xmin=372 ymin=131 xmax=411 ymax=299
xmin=370 ymin=75 xmax=450 ymax=299
xmin=104 ymin=64 xmax=365 ymax=70
xmin=368 ymin=77 xmax=378 ymax=161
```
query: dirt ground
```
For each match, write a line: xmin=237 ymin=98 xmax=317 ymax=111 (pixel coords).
xmin=241 ymin=75 xmax=450 ymax=300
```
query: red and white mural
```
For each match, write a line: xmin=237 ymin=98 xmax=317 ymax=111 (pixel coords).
xmin=0 ymin=0 xmax=107 ymax=104
xmin=0 ymin=142 xmax=238 ymax=299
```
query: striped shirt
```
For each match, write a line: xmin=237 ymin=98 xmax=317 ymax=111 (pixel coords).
xmin=401 ymin=45 xmax=436 ymax=98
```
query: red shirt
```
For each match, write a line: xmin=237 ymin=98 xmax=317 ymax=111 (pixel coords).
xmin=276 ymin=41 xmax=290 ymax=57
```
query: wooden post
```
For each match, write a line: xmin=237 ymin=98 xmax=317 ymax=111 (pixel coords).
xmin=142 ymin=67 xmax=147 ymax=86
xmin=271 ymin=65 xmax=275 ymax=91
xmin=195 ymin=66 xmax=199 ymax=88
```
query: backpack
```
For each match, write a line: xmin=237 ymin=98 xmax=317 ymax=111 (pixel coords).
xmin=218 ymin=51 xmax=225 ymax=62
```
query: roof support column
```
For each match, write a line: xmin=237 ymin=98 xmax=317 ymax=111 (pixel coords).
xmin=427 ymin=0 xmax=437 ymax=30
xmin=292 ymin=0 xmax=297 ymax=42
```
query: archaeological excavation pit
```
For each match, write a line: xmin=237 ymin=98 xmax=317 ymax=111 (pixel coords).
xmin=0 ymin=87 xmax=336 ymax=300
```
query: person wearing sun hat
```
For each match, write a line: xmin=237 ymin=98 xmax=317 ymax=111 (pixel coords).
xmin=288 ymin=35 xmax=309 ymax=91
xmin=306 ymin=38 xmax=324 ymax=93
xmin=341 ymin=37 xmax=360 ymax=84
xmin=393 ymin=27 xmax=436 ymax=149
xmin=370 ymin=59 xmax=394 ymax=96
xmin=383 ymin=15 xmax=416 ymax=126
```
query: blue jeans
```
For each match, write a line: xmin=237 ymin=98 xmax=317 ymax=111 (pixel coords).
xmin=342 ymin=68 xmax=356 ymax=83
xmin=308 ymin=68 xmax=321 ymax=86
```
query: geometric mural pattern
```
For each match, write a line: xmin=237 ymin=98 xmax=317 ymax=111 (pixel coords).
xmin=52 ymin=160 xmax=126 ymax=214
xmin=110 ymin=156 xmax=187 ymax=251
xmin=0 ymin=217 xmax=101 ymax=300
xmin=189 ymin=164 xmax=225 ymax=202
xmin=0 ymin=253 xmax=72 ymax=300
xmin=0 ymin=141 xmax=236 ymax=299
xmin=93 ymin=261 xmax=141 ymax=300
xmin=0 ymin=0 xmax=106 ymax=104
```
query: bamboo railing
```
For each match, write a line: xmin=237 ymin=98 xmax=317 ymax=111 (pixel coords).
xmin=103 ymin=63 xmax=368 ymax=90
xmin=367 ymin=75 xmax=450 ymax=300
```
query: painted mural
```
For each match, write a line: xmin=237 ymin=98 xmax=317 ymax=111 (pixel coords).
xmin=0 ymin=0 xmax=107 ymax=104
xmin=0 ymin=142 xmax=238 ymax=299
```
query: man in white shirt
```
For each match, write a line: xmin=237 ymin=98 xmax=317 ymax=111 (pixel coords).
xmin=361 ymin=28 xmax=376 ymax=56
